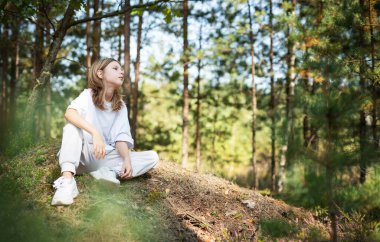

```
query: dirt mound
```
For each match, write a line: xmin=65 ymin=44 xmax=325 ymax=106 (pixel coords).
xmin=145 ymin=160 xmax=329 ymax=241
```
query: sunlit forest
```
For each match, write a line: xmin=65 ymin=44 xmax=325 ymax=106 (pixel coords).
xmin=0 ymin=0 xmax=380 ymax=241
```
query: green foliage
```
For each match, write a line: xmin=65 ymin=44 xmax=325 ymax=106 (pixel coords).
xmin=336 ymin=166 xmax=380 ymax=213
xmin=258 ymin=218 xmax=299 ymax=239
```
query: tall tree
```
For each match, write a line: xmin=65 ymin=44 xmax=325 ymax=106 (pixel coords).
xmin=181 ymin=0 xmax=189 ymax=168
xmin=9 ymin=18 xmax=20 ymax=131
xmin=123 ymin=0 xmax=132 ymax=120
xmin=86 ymin=0 xmax=92 ymax=73
xmin=1 ymin=22 xmax=9 ymax=145
xmin=132 ymin=0 xmax=144 ymax=144
xmin=91 ymin=0 xmax=101 ymax=63
xmin=278 ymin=0 xmax=297 ymax=193
xmin=44 ymin=5 xmax=52 ymax=139
xmin=247 ymin=0 xmax=257 ymax=189
xmin=195 ymin=22 xmax=203 ymax=172
xmin=359 ymin=0 xmax=368 ymax=184
xmin=368 ymin=0 xmax=378 ymax=170
xmin=269 ymin=0 xmax=276 ymax=192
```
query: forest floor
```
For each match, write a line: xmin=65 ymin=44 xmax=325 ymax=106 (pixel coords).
xmin=0 ymin=141 xmax=331 ymax=241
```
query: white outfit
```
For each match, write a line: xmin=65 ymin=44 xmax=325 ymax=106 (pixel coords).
xmin=58 ymin=89 xmax=158 ymax=178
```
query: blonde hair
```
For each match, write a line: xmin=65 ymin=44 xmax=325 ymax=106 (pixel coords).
xmin=88 ymin=58 xmax=123 ymax=111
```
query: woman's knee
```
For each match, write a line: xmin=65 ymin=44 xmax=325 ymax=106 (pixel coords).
xmin=148 ymin=150 xmax=159 ymax=165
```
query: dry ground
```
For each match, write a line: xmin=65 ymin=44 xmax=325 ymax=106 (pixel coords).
xmin=146 ymin=160 xmax=330 ymax=241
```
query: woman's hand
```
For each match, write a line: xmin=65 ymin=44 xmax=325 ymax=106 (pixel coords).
xmin=115 ymin=141 xmax=133 ymax=179
xmin=92 ymin=131 xmax=106 ymax=160
xmin=64 ymin=108 xmax=106 ymax=160
xmin=120 ymin=158 xmax=133 ymax=180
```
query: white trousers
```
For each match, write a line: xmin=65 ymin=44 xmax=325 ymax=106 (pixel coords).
xmin=59 ymin=123 xmax=159 ymax=177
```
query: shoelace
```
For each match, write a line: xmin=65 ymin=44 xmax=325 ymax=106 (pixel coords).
xmin=53 ymin=177 xmax=66 ymax=190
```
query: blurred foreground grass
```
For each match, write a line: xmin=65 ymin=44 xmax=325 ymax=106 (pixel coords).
xmin=0 ymin=142 xmax=179 ymax=242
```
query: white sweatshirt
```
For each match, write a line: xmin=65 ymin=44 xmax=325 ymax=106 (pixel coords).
xmin=67 ymin=88 xmax=134 ymax=150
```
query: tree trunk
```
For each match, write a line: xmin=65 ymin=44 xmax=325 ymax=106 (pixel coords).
xmin=24 ymin=2 xmax=76 ymax=135
xmin=9 ymin=20 xmax=19 ymax=131
xmin=308 ymin=1 xmax=323 ymax=152
xmin=33 ymin=3 xmax=45 ymax=139
xmin=195 ymin=23 xmax=203 ymax=172
xmin=43 ymin=5 xmax=52 ymax=139
xmin=123 ymin=0 xmax=132 ymax=120
xmin=325 ymin=89 xmax=337 ymax=242
xmin=303 ymin=70 xmax=311 ymax=148
xmin=309 ymin=82 xmax=319 ymax=151
xmin=269 ymin=0 xmax=276 ymax=192
xmin=369 ymin=0 xmax=377 ymax=154
xmin=0 ymin=23 xmax=9 ymax=149
xmin=359 ymin=0 xmax=367 ymax=183
xmin=181 ymin=0 xmax=189 ymax=168
xmin=86 ymin=0 xmax=92 ymax=77
xmin=33 ymin=4 xmax=44 ymax=89
xmin=132 ymin=0 xmax=143 ymax=145
xmin=247 ymin=0 xmax=258 ymax=189
xmin=0 ymin=23 xmax=2 ymax=110
xmin=118 ymin=15 xmax=122 ymax=63
xmin=278 ymin=0 xmax=297 ymax=193
xmin=91 ymin=0 xmax=101 ymax=63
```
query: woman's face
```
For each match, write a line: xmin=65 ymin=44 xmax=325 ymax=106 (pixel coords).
xmin=100 ymin=61 xmax=124 ymax=88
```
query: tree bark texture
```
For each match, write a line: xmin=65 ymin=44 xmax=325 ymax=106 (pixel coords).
xmin=247 ymin=0 xmax=258 ymax=189
xmin=86 ymin=0 xmax=92 ymax=77
xmin=9 ymin=20 xmax=20 ymax=132
xmin=181 ymin=0 xmax=189 ymax=168
xmin=368 ymin=0 xmax=377 ymax=154
xmin=359 ymin=0 xmax=368 ymax=184
xmin=123 ymin=0 xmax=132 ymax=120
xmin=195 ymin=23 xmax=203 ymax=172
xmin=0 ymin=23 xmax=9 ymax=149
xmin=269 ymin=0 xmax=276 ymax=192
xmin=132 ymin=0 xmax=143 ymax=145
xmin=91 ymin=0 xmax=101 ymax=63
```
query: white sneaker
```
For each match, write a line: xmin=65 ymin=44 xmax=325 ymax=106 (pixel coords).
xmin=90 ymin=167 xmax=120 ymax=185
xmin=51 ymin=176 xmax=79 ymax=206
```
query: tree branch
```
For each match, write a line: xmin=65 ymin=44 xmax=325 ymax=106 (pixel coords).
xmin=41 ymin=0 xmax=56 ymax=33
xmin=69 ymin=0 xmax=172 ymax=28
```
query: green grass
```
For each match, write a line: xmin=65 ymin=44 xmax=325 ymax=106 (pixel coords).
xmin=258 ymin=218 xmax=299 ymax=240
xmin=0 ymin=143 xmax=179 ymax=242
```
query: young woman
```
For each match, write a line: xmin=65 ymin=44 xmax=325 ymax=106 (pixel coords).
xmin=52 ymin=58 xmax=159 ymax=206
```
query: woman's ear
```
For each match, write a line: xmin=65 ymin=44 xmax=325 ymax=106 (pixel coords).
xmin=96 ymin=70 xmax=103 ymax=79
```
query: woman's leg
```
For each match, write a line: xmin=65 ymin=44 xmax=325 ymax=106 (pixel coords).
xmin=52 ymin=123 xmax=82 ymax=205
xmin=58 ymin=123 xmax=83 ymax=175
xmin=95 ymin=150 xmax=159 ymax=178
xmin=129 ymin=150 xmax=159 ymax=177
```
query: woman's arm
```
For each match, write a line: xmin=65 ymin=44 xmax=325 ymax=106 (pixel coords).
xmin=115 ymin=141 xmax=133 ymax=179
xmin=65 ymin=108 xmax=106 ymax=160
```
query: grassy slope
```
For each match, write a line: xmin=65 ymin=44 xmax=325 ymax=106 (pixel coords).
xmin=0 ymin=141 xmax=330 ymax=241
